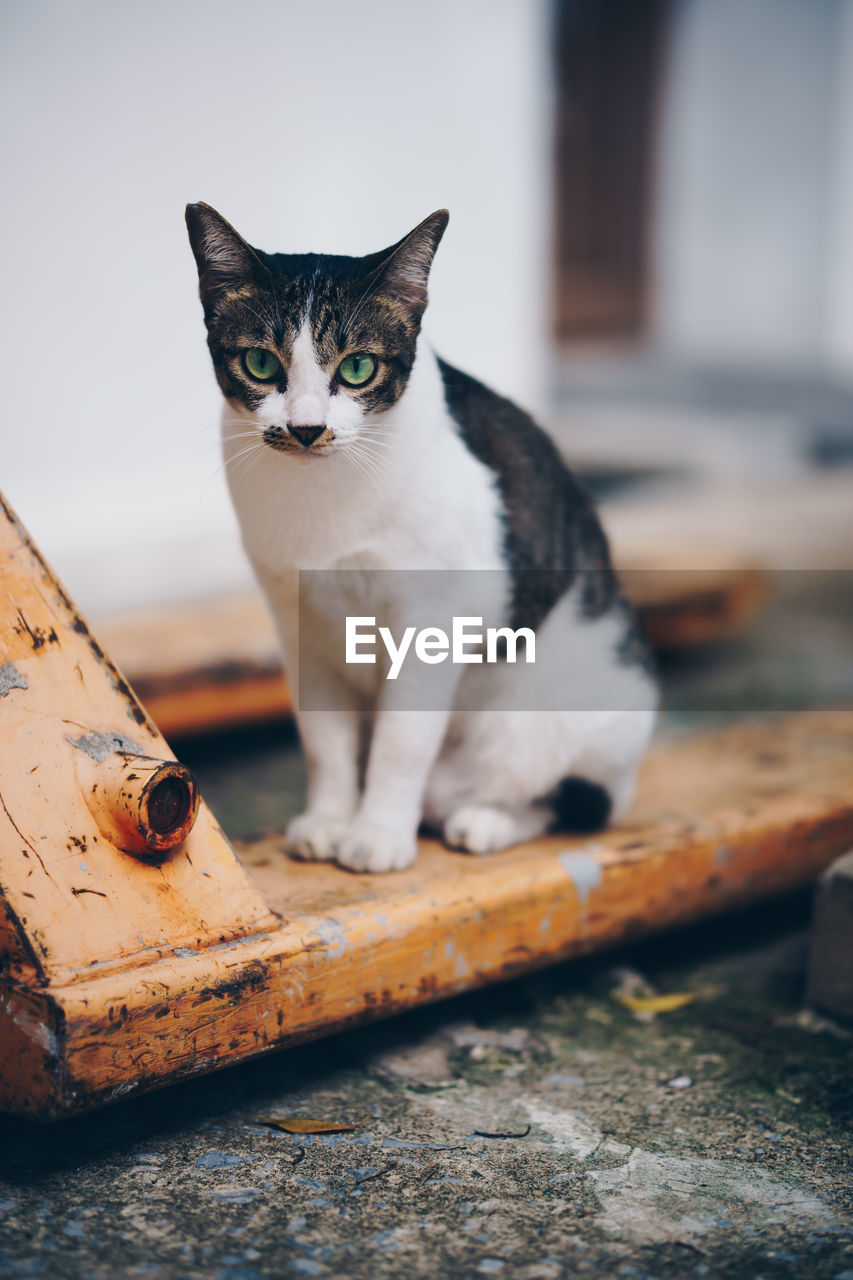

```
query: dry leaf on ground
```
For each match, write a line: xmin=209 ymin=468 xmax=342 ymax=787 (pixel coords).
xmin=613 ymin=991 xmax=695 ymax=1014
xmin=256 ymin=1113 xmax=369 ymax=1134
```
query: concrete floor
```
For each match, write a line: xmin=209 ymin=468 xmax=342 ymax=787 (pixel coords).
xmin=1 ymin=585 xmax=852 ymax=1279
xmin=0 ymin=898 xmax=850 ymax=1279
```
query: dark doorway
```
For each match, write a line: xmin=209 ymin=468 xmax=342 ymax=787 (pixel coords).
xmin=553 ymin=0 xmax=671 ymax=343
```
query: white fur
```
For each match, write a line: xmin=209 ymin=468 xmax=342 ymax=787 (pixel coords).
xmin=223 ymin=338 xmax=656 ymax=872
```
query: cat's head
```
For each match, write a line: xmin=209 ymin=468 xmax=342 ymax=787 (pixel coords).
xmin=186 ymin=203 xmax=448 ymax=459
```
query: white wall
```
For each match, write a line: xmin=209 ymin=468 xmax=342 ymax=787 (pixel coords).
xmin=825 ymin=1 xmax=853 ymax=366
xmin=0 ymin=0 xmax=550 ymax=614
xmin=653 ymin=0 xmax=846 ymax=368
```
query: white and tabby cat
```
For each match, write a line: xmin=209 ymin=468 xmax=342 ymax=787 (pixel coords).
xmin=186 ymin=204 xmax=657 ymax=873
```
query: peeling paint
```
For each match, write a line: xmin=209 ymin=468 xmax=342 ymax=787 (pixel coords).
xmin=0 ymin=662 xmax=27 ymax=697
xmin=558 ymin=848 xmax=604 ymax=904
xmin=1 ymin=996 xmax=58 ymax=1055
xmin=209 ymin=934 xmax=263 ymax=952
xmin=309 ymin=918 xmax=349 ymax=959
xmin=66 ymin=730 xmax=145 ymax=762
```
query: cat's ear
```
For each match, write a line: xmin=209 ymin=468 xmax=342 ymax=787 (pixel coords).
xmin=185 ymin=203 xmax=264 ymax=313
xmin=371 ymin=210 xmax=449 ymax=319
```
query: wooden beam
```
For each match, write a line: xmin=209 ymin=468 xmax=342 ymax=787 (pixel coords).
xmin=3 ymin=700 xmax=852 ymax=1116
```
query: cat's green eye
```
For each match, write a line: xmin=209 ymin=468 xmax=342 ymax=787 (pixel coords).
xmin=243 ymin=348 xmax=282 ymax=382
xmin=338 ymin=353 xmax=377 ymax=387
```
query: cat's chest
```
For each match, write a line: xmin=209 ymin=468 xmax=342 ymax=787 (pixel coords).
xmin=229 ymin=438 xmax=505 ymax=576
xmin=234 ymin=479 xmax=441 ymax=574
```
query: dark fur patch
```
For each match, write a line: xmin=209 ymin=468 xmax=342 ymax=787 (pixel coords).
xmin=549 ymin=775 xmax=613 ymax=833
xmin=437 ymin=360 xmax=650 ymax=672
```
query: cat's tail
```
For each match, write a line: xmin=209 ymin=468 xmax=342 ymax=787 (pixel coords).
xmin=550 ymin=775 xmax=613 ymax=834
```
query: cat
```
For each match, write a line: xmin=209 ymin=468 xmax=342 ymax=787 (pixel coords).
xmin=186 ymin=203 xmax=657 ymax=873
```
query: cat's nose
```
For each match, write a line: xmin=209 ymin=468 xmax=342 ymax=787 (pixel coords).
xmin=288 ymin=425 xmax=325 ymax=448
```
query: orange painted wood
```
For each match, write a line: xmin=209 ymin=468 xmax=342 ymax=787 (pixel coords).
xmin=96 ymin=593 xmax=292 ymax=737
xmin=97 ymin=566 xmax=765 ymax=737
xmin=620 ymin=566 xmax=766 ymax=650
xmin=3 ymin=698 xmax=853 ymax=1114
xmin=0 ymin=494 xmax=278 ymax=988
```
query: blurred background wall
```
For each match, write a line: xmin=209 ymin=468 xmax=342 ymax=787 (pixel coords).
xmin=2 ymin=0 xmax=852 ymax=616
xmin=655 ymin=0 xmax=853 ymax=366
xmin=0 ymin=0 xmax=550 ymax=611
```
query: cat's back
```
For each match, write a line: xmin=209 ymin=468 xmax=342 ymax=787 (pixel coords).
xmin=437 ymin=358 xmax=619 ymax=632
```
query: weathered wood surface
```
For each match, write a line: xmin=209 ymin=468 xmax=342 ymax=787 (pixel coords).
xmin=97 ymin=566 xmax=765 ymax=737
xmin=97 ymin=592 xmax=292 ymax=736
xmin=3 ymin=702 xmax=852 ymax=1117
xmin=0 ymin=494 xmax=278 ymax=987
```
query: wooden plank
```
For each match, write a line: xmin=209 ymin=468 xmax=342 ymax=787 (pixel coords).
xmin=96 ymin=592 xmax=292 ymax=737
xmin=2 ymin=708 xmax=852 ymax=1117
xmin=620 ymin=566 xmax=766 ymax=651
xmin=96 ymin=566 xmax=765 ymax=737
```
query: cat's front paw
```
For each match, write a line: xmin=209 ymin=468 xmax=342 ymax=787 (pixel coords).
xmin=285 ymin=812 xmax=348 ymax=862
xmin=335 ymin=821 xmax=417 ymax=874
xmin=444 ymin=805 xmax=518 ymax=855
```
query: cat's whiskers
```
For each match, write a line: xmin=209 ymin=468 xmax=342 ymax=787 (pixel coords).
xmin=221 ymin=429 xmax=264 ymax=446
xmin=358 ymin=423 xmax=397 ymax=439
xmin=345 ymin=446 xmax=379 ymax=492
xmin=201 ymin=439 xmax=265 ymax=496
xmin=339 ymin=267 xmax=385 ymax=344
xmin=235 ymin=296 xmax=279 ymax=336
xmin=355 ymin=442 xmax=396 ymax=474
xmin=230 ymin=441 xmax=268 ymax=491
xmin=227 ymin=439 xmax=268 ymax=466
xmin=192 ymin=424 xmax=265 ymax=471
xmin=235 ymin=452 xmax=267 ymax=491
xmin=357 ymin=429 xmax=402 ymax=474
xmin=194 ymin=431 xmax=262 ymax=465
xmin=253 ymin=279 xmax=284 ymax=342
xmin=192 ymin=417 xmax=246 ymax=452
xmin=344 ymin=435 xmax=379 ymax=474
xmin=193 ymin=421 xmax=222 ymax=440
xmin=271 ymin=277 xmax=285 ymax=342
xmin=191 ymin=431 xmax=247 ymax=465
xmin=347 ymin=440 xmax=392 ymax=490
xmin=357 ymin=430 xmax=396 ymax=450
